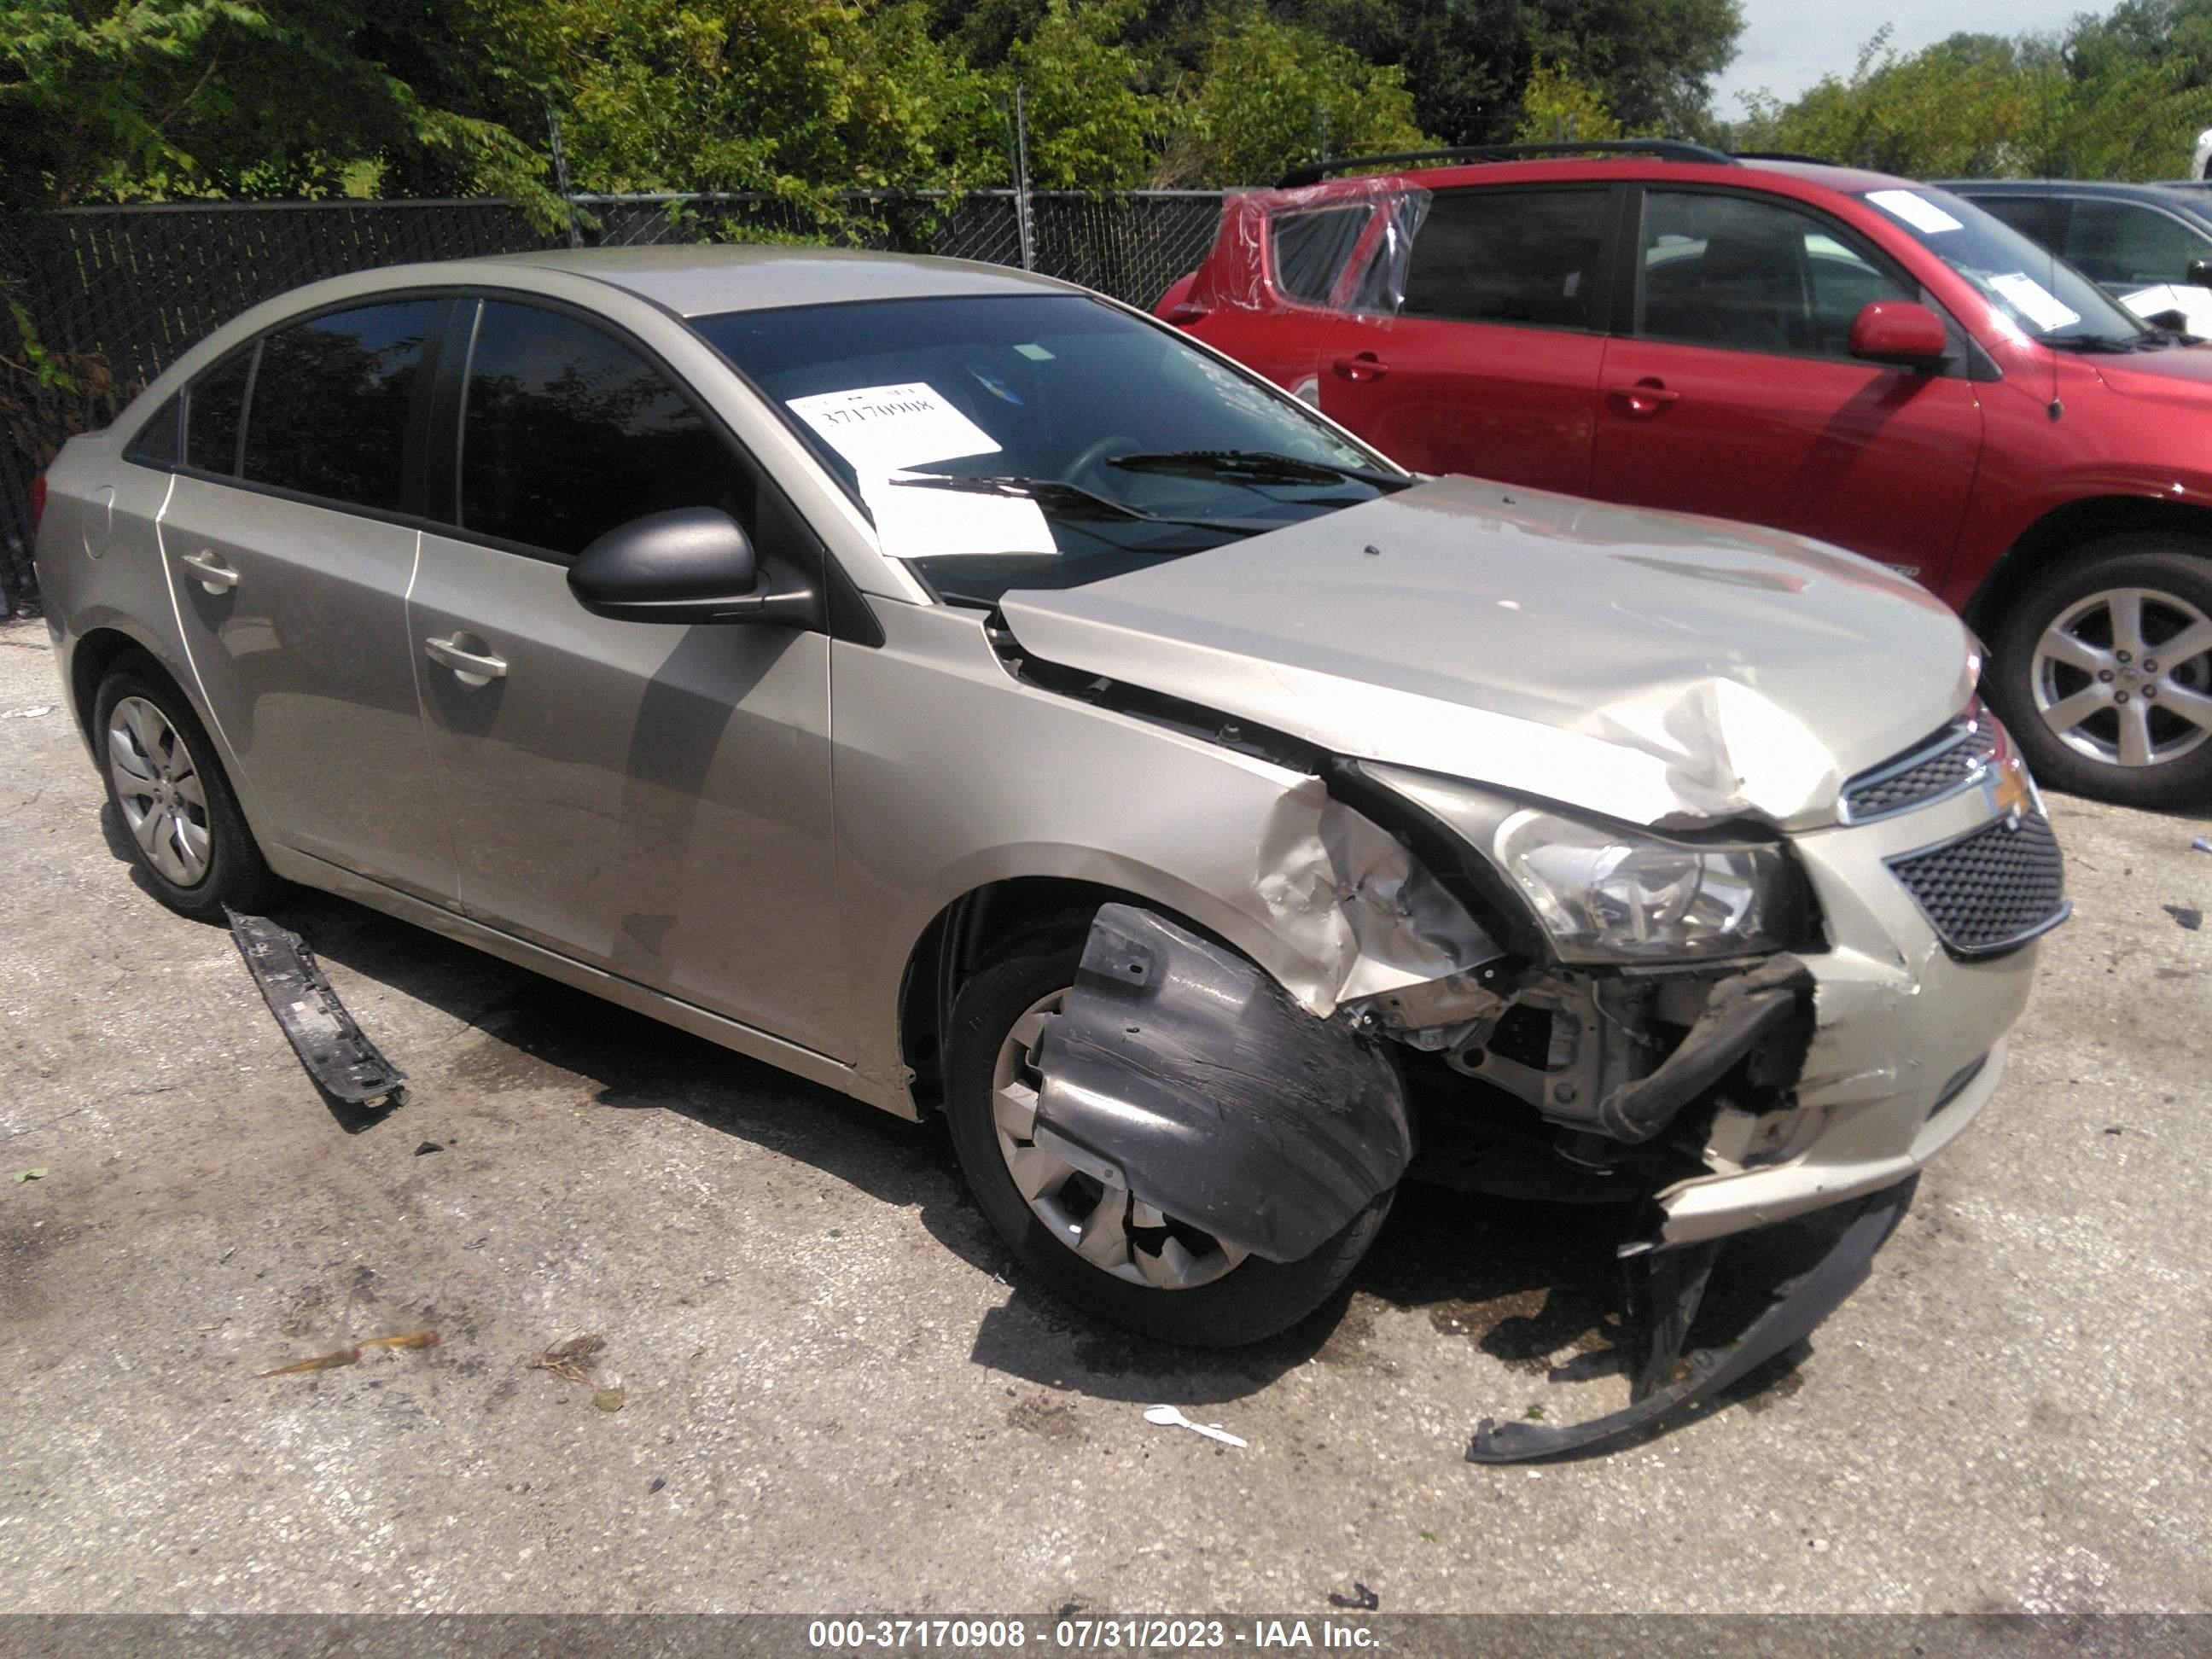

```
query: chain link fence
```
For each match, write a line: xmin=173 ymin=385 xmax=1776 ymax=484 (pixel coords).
xmin=0 ymin=188 xmax=1229 ymax=613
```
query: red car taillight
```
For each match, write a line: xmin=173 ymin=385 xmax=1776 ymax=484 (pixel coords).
xmin=29 ymin=471 xmax=47 ymax=539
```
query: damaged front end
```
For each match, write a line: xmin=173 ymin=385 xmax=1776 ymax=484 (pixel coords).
xmin=1021 ymin=707 xmax=2056 ymax=1461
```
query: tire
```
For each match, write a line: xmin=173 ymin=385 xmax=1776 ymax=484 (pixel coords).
xmin=1984 ymin=537 xmax=2212 ymax=809
xmin=945 ymin=943 xmax=1391 ymax=1347
xmin=94 ymin=660 xmax=283 ymax=922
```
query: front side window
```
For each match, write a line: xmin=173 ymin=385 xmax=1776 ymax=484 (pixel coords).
xmin=186 ymin=350 xmax=251 ymax=475
xmin=695 ymin=293 xmax=1400 ymax=607
xmin=242 ymin=300 xmax=438 ymax=512
xmin=1397 ymin=189 xmax=1611 ymax=329
xmin=1639 ymin=190 xmax=1918 ymax=359
xmin=2061 ymin=200 xmax=2209 ymax=288
xmin=459 ymin=301 xmax=751 ymax=556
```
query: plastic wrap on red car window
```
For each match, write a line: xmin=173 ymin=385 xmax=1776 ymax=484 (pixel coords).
xmin=1190 ymin=178 xmax=1432 ymax=317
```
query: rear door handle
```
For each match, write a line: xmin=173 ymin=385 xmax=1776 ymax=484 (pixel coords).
xmin=178 ymin=548 xmax=240 ymax=594
xmin=1331 ymin=352 xmax=1389 ymax=382
xmin=1607 ymin=379 xmax=1680 ymax=416
xmin=424 ymin=633 xmax=509 ymax=687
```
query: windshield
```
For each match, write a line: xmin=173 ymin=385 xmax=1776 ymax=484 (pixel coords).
xmin=693 ymin=294 xmax=1401 ymax=606
xmin=1855 ymin=185 xmax=2150 ymax=346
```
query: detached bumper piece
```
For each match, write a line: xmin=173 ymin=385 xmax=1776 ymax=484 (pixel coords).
xmin=1033 ymin=904 xmax=1412 ymax=1262
xmin=226 ymin=909 xmax=408 ymax=1109
xmin=1468 ymin=1175 xmax=1918 ymax=1464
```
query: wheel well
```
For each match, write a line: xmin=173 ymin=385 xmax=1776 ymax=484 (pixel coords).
xmin=68 ymin=628 xmax=157 ymax=736
xmin=896 ymin=877 xmax=1130 ymax=1115
xmin=1966 ymin=497 xmax=2212 ymax=639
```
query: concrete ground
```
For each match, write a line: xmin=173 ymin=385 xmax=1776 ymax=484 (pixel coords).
xmin=1 ymin=610 xmax=2208 ymax=1616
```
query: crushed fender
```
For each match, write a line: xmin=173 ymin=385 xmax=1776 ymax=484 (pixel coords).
xmin=1033 ymin=904 xmax=1412 ymax=1262
xmin=1468 ymin=1175 xmax=1918 ymax=1463
xmin=226 ymin=909 xmax=408 ymax=1108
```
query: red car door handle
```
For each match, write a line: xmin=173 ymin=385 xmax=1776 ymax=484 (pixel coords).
xmin=1608 ymin=379 xmax=1680 ymax=416
xmin=1331 ymin=352 xmax=1389 ymax=382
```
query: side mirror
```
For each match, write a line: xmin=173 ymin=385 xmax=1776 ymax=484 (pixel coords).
xmin=2187 ymin=258 xmax=2212 ymax=290
xmin=568 ymin=507 xmax=816 ymax=626
xmin=1848 ymin=300 xmax=1950 ymax=368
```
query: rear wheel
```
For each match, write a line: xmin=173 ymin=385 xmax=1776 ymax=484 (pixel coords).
xmin=945 ymin=943 xmax=1389 ymax=1347
xmin=94 ymin=661 xmax=282 ymax=921
xmin=1985 ymin=538 xmax=2212 ymax=808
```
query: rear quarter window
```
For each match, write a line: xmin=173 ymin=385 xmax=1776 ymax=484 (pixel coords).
xmin=1270 ymin=206 xmax=1371 ymax=306
xmin=185 ymin=349 xmax=252 ymax=475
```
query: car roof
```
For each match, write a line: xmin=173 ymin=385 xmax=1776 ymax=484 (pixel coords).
xmin=1937 ymin=178 xmax=2212 ymax=228
xmin=474 ymin=244 xmax=1080 ymax=317
xmin=1277 ymin=153 xmax=1915 ymax=201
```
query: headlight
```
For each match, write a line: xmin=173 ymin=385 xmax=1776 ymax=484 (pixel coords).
xmin=1362 ymin=763 xmax=1807 ymax=964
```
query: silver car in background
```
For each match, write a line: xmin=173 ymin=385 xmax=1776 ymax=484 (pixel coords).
xmin=32 ymin=248 xmax=2064 ymax=1458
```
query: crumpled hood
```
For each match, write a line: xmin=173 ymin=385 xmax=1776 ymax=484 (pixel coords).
xmin=997 ymin=476 xmax=1976 ymax=830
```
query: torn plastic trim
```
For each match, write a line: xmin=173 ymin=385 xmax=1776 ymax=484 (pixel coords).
xmin=1031 ymin=904 xmax=1412 ymax=1262
xmin=1594 ymin=952 xmax=1814 ymax=1144
xmin=1468 ymin=1174 xmax=1917 ymax=1464
xmin=1194 ymin=178 xmax=1434 ymax=319
xmin=226 ymin=909 xmax=408 ymax=1108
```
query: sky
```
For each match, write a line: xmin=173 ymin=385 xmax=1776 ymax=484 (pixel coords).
xmin=1709 ymin=0 xmax=2091 ymax=114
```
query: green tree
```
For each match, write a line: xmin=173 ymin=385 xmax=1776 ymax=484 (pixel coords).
xmin=1182 ymin=8 xmax=1429 ymax=183
xmin=1511 ymin=58 xmax=1628 ymax=144
xmin=1001 ymin=0 xmax=1160 ymax=189
xmin=0 ymin=1 xmax=550 ymax=211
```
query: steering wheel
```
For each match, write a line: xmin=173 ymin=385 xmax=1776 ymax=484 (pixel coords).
xmin=1064 ymin=434 xmax=1144 ymax=498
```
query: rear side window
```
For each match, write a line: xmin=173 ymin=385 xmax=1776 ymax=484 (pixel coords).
xmin=186 ymin=350 xmax=252 ymax=474
xmin=1399 ymin=189 xmax=1611 ymax=329
xmin=242 ymin=300 xmax=438 ymax=512
xmin=1271 ymin=206 xmax=1371 ymax=305
xmin=1971 ymin=194 xmax=2055 ymax=246
xmin=2062 ymin=199 xmax=2209 ymax=287
xmin=458 ymin=301 xmax=751 ymax=556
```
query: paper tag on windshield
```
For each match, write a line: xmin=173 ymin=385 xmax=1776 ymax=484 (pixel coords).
xmin=1866 ymin=189 xmax=1963 ymax=236
xmin=1989 ymin=272 xmax=2081 ymax=332
xmin=789 ymin=382 xmax=1000 ymax=471
xmin=786 ymin=381 xmax=1054 ymax=558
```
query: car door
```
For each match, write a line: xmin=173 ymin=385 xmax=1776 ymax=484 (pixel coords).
xmin=158 ymin=298 xmax=458 ymax=904
xmin=408 ymin=297 xmax=847 ymax=1058
xmin=2056 ymin=195 xmax=2212 ymax=330
xmin=1317 ymin=185 xmax=1615 ymax=492
xmin=1589 ymin=188 xmax=1985 ymax=582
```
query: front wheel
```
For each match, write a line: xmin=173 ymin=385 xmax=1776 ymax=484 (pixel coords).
xmin=1985 ymin=538 xmax=2212 ymax=808
xmin=945 ymin=944 xmax=1390 ymax=1348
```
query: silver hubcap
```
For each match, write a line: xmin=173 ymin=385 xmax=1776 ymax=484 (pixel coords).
xmin=991 ymin=989 xmax=1249 ymax=1290
xmin=2033 ymin=585 xmax=2212 ymax=768
xmin=108 ymin=696 xmax=212 ymax=886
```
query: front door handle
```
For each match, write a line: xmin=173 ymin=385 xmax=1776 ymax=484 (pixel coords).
xmin=178 ymin=548 xmax=239 ymax=594
xmin=1607 ymin=378 xmax=1681 ymax=416
xmin=1331 ymin=352 xmax=1389 ymax=382
xmin=424 ymin=633 xmax=509 ymax=688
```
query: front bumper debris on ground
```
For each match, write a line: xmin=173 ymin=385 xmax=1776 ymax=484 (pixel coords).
xmin=226 ymin=909 xmax=407 ymax=1109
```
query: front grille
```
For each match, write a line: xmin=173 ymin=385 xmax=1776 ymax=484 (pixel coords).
xmin=1888 ymin=812 xmax=2068 ymax=957
xmin=1842 ymin=721 xmax=1999 ymax=822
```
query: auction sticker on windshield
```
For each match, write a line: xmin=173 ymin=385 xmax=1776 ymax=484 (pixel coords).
xmin=788 ymin=381 xmax=1054 ymax=559
xmin=1865 ymin=188 xmax=1964 ymax=236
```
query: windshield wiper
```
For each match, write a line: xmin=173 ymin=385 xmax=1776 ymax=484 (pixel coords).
xmin=1105 ymin=449 xmax=1412 ymax=490
xmin=2046 ymin=332 xmax=2172 ymax=353
xmin=889 ymin=472 xmax=1280 ymax=534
